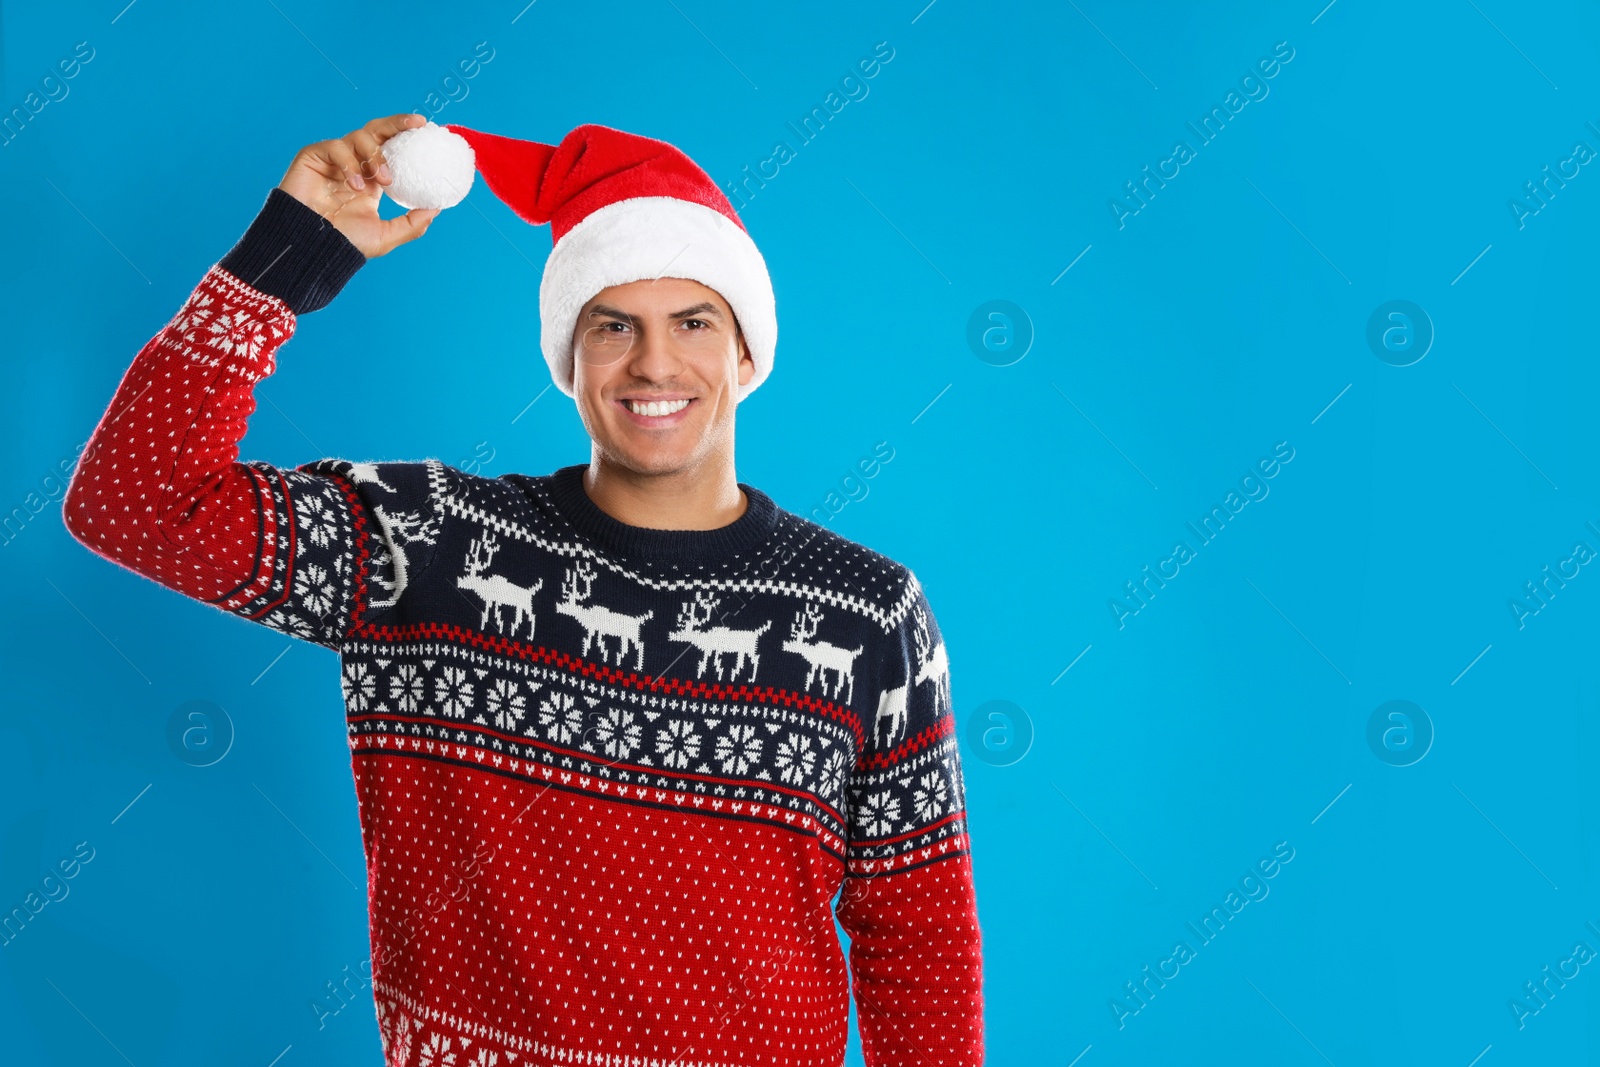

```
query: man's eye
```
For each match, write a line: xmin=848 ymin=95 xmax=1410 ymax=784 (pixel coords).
xmin=603 ymin=321 xmax=630 ymax=333
xmin=683 ymin=319 xmax=709 ymax=330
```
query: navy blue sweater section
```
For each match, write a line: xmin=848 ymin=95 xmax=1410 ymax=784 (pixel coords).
xmin=218 ymin=187 xmax=367 ymax=315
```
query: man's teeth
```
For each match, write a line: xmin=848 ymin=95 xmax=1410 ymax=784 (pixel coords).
xmin=625 ymin=398 xmax=691 ymax=417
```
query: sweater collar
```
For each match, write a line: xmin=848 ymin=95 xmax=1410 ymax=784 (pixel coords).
xmin=542 ymin=463 xmax=779 ymax=563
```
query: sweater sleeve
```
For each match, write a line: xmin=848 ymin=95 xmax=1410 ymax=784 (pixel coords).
xmin=62 ymin=190 xmax=439 ymax=652
xmin=835 ymin=570 xmax=985 ymax=1066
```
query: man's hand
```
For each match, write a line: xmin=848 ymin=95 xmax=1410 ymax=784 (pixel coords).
xmin=278 ymin=113 xmax=439 ymax=258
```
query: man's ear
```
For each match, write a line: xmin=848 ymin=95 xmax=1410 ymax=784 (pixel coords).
xmin=736 ymin=331 xmax=754 ymax=386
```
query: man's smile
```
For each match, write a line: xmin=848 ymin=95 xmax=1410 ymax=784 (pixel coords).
xmin=617 ymin=396 xmax=696 ymax=423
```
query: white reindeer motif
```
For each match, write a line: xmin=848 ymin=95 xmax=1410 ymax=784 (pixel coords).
xmin=911 ymin=604 xmax=950 ymax=711
xmin=367 ymin=504 xmax=440 ymax=610
xmin=455 ymin=531 xmax=543 ymax=638
xmin=345 ymin=462 xmax=395 ymax=493
xmin=870 ymin=606 xmax=949 ymax=749
xmin=554 ymin=558 xmax=653 ymax=669
xmin=781 ymin=603 xmax=864 ymax=703
xmin=666 ymin=590 xmax=772 ymax=682
xmin=874 ymin=682 xmax=909 ymax=748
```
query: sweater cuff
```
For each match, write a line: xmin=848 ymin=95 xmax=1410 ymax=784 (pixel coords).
xmin=217 ymin=187 xmax=367 ymax=315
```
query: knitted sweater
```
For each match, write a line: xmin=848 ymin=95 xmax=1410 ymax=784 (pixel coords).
xmin=62 ymin=189 xmax=984 ymax=1067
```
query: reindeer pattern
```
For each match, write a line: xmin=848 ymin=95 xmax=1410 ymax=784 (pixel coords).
xmin=554 ymin=558 xmax=654 ymax=670
xmin=874 ymin=601 xmax=949 ymax=749
xmin=347 ymin=462 xmax=440 ymax=611
xmin=382 ymin=484 xmax=950 ymax=760
xmin=426 ymin=529 xmax=948 ymax=739
xmin=456 ymin=531 xmax=544 ymax=639
xmin=667 ymin=590 xmax=771 ymax=682
xmin=416 ymin=525 xmax=932 ymax=727
xmin=780 ymin=602 xmax=865 ymax=704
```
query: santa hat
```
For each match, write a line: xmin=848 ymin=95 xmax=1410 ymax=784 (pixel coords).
xmin=379 ymin=120 xmax=775 ymax=402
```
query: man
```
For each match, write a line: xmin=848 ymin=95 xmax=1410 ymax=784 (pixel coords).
xmin=63 ymin=113 xmax=983 ymax=1067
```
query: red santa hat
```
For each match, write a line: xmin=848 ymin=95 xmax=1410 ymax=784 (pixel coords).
xmin=379 ymin=119 xmax=775 ymax=402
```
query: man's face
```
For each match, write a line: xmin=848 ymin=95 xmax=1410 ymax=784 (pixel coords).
xmin=570 ymin=277 xmax=755 ymax=477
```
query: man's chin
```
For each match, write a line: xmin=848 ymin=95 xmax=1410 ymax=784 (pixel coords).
xmin=600 ymin=439 xmax=694 ymax=478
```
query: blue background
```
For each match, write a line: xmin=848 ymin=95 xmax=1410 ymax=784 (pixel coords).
xmin=2 ymin=0 xmax=1598 ymax=1063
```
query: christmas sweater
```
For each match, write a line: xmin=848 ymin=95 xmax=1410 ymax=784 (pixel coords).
xmin=62 ymin=188 xmax=984 ymax=1067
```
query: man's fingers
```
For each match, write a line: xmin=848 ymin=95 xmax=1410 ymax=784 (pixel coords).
xmin=366 ymin=112 xmax=427 ymax=147
xmin=375 ymin=206 xmax=440 ymax=255
xmin=279 ymin=117 xmax=431 ymax=236
xmin=315 ymin=137 xmax=369 ymax=191
xmin=345 ymin=128 xmax=388 ymax=184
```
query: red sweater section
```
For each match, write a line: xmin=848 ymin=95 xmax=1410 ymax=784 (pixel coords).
xmin=63 ymin=267 xmax=292 ymax=608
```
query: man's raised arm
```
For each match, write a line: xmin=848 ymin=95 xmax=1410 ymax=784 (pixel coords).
xmin=62 ymin=114 xmax=441 ymax=650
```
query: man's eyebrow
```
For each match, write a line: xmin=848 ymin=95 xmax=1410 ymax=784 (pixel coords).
xmin=586 ymin=303 xmax=636 ymax=324
xmin=668 ymin=302 xmax=724 ymax=320
xmin=584 ymin=301 xmax=725 ymax=322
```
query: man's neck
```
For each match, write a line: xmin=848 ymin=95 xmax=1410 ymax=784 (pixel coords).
xmin=582 ymin=452 xmax=748 ymax=531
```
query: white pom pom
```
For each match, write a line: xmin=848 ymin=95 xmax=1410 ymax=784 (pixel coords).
xmin=382 ymin=121 xmax=475 ymax=210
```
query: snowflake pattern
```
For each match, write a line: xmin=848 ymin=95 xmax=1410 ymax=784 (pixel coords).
xmin=377 ymin=1002 xmax=415 ymax=1063
xmin=861 ymin=789 xmax=901 ymax=838
xmin=774 ymin=734 xmax=816 ymax=786
xmin=817 ymin=748 xmax=848 ymax=801
xmin=390 ymin=663 xmax=425 ymax=714
xmin=656 ymin=718 xmax=702 ymax=770
xmin=293 ymin=561 xmax=336 ymax=620
xmin=205 ymin=307 xmax=270 ymax=362
xmin=259 ymin=607 xmax=317 ymax=641
xmin=165 ymin=274 xmax=287 ymax=374
xmin=945 ymin=751 xmax=966 ymax=809
xmin=433 ymin=665 xmax=474 ymax=719
xmin=296 ymin=490 xmax=338 ymax=549
xmin=215 ymin=460 xmax=357 ymax=651
xmin=417 ymin=1031 xmax=457 ymax=1067
xmin=342 ymin=662 xmax=376 ymax=713
xmin=539 ymin=691 xmax=581 ymax=744
xmin=912 ymin=768 xmax=948 ymax=823
xmin=341 ymin=638 xmax=972 ymax=866
xmin=486 ymin=678 xmax=527 ymax=731
xmin=166 ymin=291 xmax=214 ymax=338
xmin=593 ymin=706 xmax=641 ymax=760
xmin=715 ymin=723 xmax=763 ymax=776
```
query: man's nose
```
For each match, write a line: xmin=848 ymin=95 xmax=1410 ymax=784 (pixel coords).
xmin=628 ymin=326 xmax=685 ymax=376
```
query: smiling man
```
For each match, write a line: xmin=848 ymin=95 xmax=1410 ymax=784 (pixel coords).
xmin=62 ymin=114 xmax=983 ymax=1067
xmin=571 ymin=279 xmax=754 ymax=529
